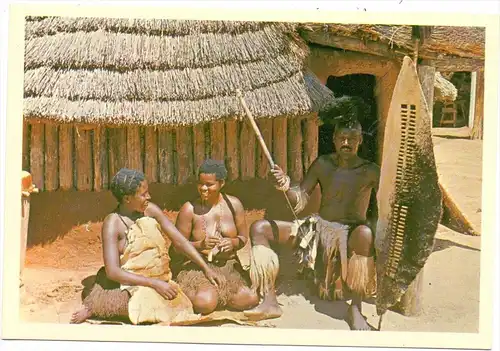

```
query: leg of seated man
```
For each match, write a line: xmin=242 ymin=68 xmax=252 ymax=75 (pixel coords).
xmin=345 ymin=224 xmax=376 ymax=331
xmin=244 ymin=219 xmax=294 ymax=319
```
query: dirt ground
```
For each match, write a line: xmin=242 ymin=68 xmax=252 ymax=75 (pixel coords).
xmin=19 ymin=138 xmax=482 ymax=332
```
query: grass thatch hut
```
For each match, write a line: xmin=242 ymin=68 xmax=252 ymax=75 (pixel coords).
xmin=23 ymin=16 xmax=334 ymax=192
xmin=298 ymin=24 xmax=485 ymax=149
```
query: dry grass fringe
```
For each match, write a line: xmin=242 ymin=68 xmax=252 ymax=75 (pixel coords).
xmin=249 ymin=245 xmax=279 ymax=298
xmin=345 ymin=253 xmax=377 ymax=298
xmin=24 ymin=54 xmax=303 ymax=102
xmin=176 ymin=260 xmax=246 ymax=308
xmin=23 ymin=71 xmax=333 ymax=126
xmin=83 ymin=284 xmax=130 ymax=319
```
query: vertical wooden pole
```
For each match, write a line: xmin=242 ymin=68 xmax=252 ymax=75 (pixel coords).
xmin=288 ymin=117 xmax=303 ymax=182
xmin=158 ymin=128 xmax=174 ymax=184
xmin=108 ymin=127 xmax=127 ymax=180
xmin=471 ymin=70 xmax=484 ymax=140
xmin=302 ymin=115 xmax=319 ymax=172
xmin=240 ymin=120 xmax=256 ymax=181
xmin=44 ymin=124 xmax=59 ymax=191
xmin=468 ymin=72 xmax=477 ymax=130
xmin=395 ymin=64 xmax=436 ymax=316
xmin=29 ymin=123 xmax=44 ymax=191
xmin=210 ymin=121 xmax=225 ymax=162
xmin=58 ymin=124 xmax=74 ymax=190
xmin=175 ymin=126 xmax=193 ymax=185
xmin=93 ymin=126 xmax=109 ymax=191
xmin=144 ymin=127 xmax=159 ymax=183
xmin=225 ymin=120 xmax=239 ymax=181
xmin=22 ymin=121 xmax=30 ymax=171
xmin=256 ymin=118 xmax=273 ymax=179
xmin=273 ymin=117 xmax=287 ymax=174
xmin=127 ymin=126 xmax=143 ymax=172
xmin=192 ymin=124 xmax=206 ymax=176
xmin=74 ymin=127 xmax=93 ymax=191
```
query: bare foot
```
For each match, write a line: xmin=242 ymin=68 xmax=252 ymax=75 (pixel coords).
xmin=346 ymin=305 xmax=371 ymax=331
xmin=244 ymin=295 xmax=282 ymax=321
xmin=70 ymin=305 xmax=92 ymax=324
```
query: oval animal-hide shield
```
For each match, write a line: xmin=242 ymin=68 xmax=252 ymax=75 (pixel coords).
xmin=375 ymin=56 xmax=443 ymax=316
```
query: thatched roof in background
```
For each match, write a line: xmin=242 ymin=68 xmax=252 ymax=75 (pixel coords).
xmin=434 ymin=72 xmax=458 ymax=102
xmin=298 ymin=24 xmax=485 ymax=59
xmin=23 ymin=16 xmax=334 ymax=127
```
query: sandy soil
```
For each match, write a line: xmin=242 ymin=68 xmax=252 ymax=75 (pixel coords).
xmin=433 ymin=136 xmax=483 ymax=234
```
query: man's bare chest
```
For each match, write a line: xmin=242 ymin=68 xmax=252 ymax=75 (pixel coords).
xmin=318 ymin=167 xmax=372 ymax=199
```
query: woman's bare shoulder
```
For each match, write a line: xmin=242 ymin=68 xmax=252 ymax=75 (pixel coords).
xmin=224 ymin=194 xmax=244 ymax=210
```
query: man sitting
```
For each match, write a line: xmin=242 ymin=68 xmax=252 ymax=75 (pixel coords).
xmin=245 ymin=117 xmax=380 ymax=330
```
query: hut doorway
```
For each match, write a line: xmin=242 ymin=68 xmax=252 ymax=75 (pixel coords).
xmin=318 ymin=74 xmax=378 ymax=163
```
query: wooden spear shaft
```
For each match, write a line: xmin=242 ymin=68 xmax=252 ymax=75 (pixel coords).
xmin=235 ymin=89 xmax=299 ymax=222
xmin=235 ymin=89 xmax=275 ymax=169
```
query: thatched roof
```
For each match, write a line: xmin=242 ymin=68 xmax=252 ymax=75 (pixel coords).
xmin=23 ymin=16 xmax=334 ymax=127
xmin=434 ymin=72 xmax=458 ymax=102
xmin=298 ymin=24 xmax=485 ymax=59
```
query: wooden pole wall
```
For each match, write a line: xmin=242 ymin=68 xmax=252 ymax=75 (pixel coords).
xmin=44 ymin=124 xmax=59 ymax=191
xmin=193 ymin=124 xmax=207 ymax=176
xmin=225 ymin=120 xmax=239 ymax=181
xmin=29 ymin=123 xmax=44 ymax=191
xmin=240 ymin=120 xmax=256 ymax=181
xmin=144 ymin=127 xmax=158 ymax=183
xmin=273 ymin=117 xmax=288 ymax=173
xmin=256 ymin=118 xmax=273 ymax=179
xmin=75 ymin=128 xmax=93 ymax=191
xmin=22 ymin=114 xmax=316 ymax=191
xmin=58 ymin=124 xmax=73 ymax=190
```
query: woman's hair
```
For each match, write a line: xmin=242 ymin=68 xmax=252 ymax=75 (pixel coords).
xmin=110 ymin=168 xmax=146 ymax=202
xmin=198 ymin=159 xmax=227 ymax=180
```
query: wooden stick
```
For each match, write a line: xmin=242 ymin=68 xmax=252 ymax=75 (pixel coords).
xmin=235 ymin=89 xmax=300 ymax=223
xmin=236 ymin=90 xmax=275 ymax=169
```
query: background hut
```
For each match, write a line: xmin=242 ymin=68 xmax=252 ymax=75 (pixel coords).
xmin=298 ymin=24 xmax=485 ymax=150
xmin=23 ymin=16 xmax=334 ymax=193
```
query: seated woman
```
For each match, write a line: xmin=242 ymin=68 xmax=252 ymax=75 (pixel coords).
xmin=70 ymin=168 xmax=221 ymax=324
xmin=171 ymin=159 xmax=259 ymax=314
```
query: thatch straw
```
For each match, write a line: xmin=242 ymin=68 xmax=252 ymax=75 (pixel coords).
xmin=434 ymin=72 xmax=457 ymax=102
xmin=25 ymin=16 xmax=296 ymax=40
xmin=24 ymin=55 xmax=303 ymax=101
xmin=299 ymin=24 xmax=484 ymax=59
xmin=23 ymin=71 xmax=331 ymax=126
xmin=25 ymin=27 xmax=298 ymax=70
xmin=24 ymin=16 xmax=329 ymax=126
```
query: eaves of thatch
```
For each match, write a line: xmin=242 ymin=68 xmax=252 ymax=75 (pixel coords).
xmin=298 ymin=24 xmax=485 ymax=72
xmin=23 ymin=16 xmax=334 ymax=127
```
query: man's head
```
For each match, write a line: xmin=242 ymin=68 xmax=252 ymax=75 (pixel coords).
xmin=333 ymin=118 xmax=363 ymax=158
xmin=197 ymin=159 xmax=227 ymax=202
xmin=110 ymin=168 xmax=150 ymax=212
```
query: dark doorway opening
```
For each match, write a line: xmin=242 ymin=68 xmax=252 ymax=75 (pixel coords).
xmin=318 ymin=74 xmax=378 ymax=164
